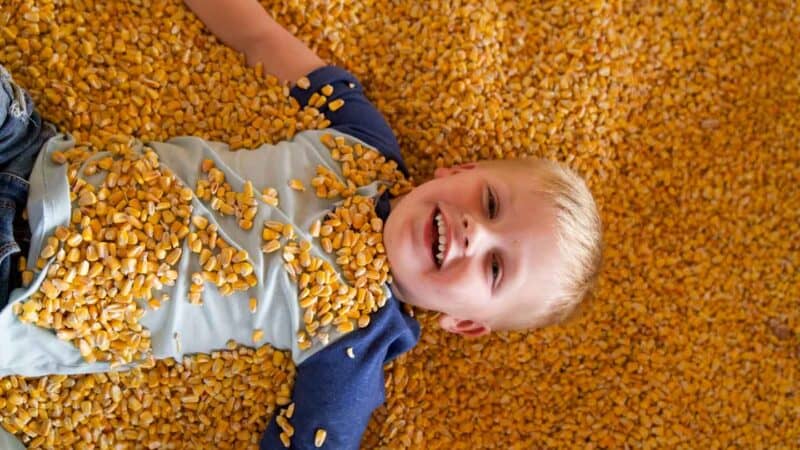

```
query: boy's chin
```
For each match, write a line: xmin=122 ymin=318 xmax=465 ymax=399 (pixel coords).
xmin=388 ymin=281 xmax=432 ymax=310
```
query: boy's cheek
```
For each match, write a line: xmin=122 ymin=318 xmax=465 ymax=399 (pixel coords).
xmin=385 ymin=224 xmax=418 ymax=270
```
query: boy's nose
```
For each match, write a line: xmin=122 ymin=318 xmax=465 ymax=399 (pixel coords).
xmin=459 ymin=212 xmax=489 ymax=255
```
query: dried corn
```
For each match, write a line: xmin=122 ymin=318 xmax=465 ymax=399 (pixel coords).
xmin=1 ymin=0 xmax=796 ymax=448
xmin=315 ymin=428 xmax=327 ymax=447
xmin=0 ymin=344 xmax=295 ymax=448
xmin=16 ymin=144 xmax=191 ymax=365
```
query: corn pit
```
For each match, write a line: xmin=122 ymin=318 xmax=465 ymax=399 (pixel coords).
xmin=0 ymin=0 xmax=798 ymax=449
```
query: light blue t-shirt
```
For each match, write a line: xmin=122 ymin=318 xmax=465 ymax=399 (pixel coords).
xmin=0 ymin=128 xmax=390 ymax=375
xmin=0 ymin=66 xmax=421 ymax=450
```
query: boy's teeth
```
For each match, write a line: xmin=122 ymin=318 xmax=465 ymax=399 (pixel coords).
xmin=433 ymin=211 xmax=446 ymax=266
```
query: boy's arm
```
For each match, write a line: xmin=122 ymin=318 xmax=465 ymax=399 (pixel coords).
xmin=183 ymin=0 xmax=325 ymax=82
xmin=260 ymin=299 xmax=420 ymax=449
xmin=261 ymin=338 xmax=386 ymax=450
xmin=185 ymin=1 xmax=408 ymax=175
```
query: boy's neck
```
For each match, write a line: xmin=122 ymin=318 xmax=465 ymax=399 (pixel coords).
xmin=386 ymin=194 xmax=406 ymax=303
xmin=388 ymin=194 xmax=403 ymax=210
xmin=388 ymin=283 xmax=405 ymax=303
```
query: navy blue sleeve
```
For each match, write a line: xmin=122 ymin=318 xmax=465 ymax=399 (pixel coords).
xmin=259 ymin=298 xmax=420 ymax=450
xmin=290 ymin=66 xmax=409 ymax=177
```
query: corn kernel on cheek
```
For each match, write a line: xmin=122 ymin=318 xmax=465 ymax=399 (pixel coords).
xmin=1 ymin=0 xmax=799 ymax=449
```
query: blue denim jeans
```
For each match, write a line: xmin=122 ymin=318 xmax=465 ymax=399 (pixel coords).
xmin=0 ymin=65 xmax=55 ymax=311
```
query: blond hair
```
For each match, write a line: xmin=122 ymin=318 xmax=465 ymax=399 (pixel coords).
xmin=527 ymin=158 xmax=603 ymax=326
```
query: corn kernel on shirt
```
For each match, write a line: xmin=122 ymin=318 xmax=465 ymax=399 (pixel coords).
xmin=0 ymin=67 xmax=419 ymax=450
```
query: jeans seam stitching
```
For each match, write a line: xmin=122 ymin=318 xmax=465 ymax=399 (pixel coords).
xmin=0 ymin=242 xmax=20 ymax=259
xmin=0 ymin=172 xmax=31 ymax=187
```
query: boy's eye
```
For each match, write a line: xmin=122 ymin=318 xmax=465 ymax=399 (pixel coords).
xmin=491 ymin=253 xmax=502 ymax=287
xmin=486 ymin=186 xmax=498 ymax=219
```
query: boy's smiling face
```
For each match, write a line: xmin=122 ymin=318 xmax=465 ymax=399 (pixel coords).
xmin=384 ymin=161 xmax=565 ymax=336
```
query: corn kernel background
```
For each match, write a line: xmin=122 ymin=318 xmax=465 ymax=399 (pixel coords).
xmin=1 ymin=0 xmax=799 ymax=448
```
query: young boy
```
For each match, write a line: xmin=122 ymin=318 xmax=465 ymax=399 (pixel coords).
xmin=0 ymin=1 xmax=602 ymax=449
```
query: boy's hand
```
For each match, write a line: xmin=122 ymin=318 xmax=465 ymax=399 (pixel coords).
xmin=184 ymin=0 xmax=325 ymax=83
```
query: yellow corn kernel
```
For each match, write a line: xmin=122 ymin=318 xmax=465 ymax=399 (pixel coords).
xmin=313 ymin=94 xmax=327 ymax=108
xmin=279 ymin=432 xmax=290 ymax=448
xmin=295 ymin=76 xmax=311 ymax=89
xmin=252 ymin=329 xmax=264 ymax=343
xmin=192 ymin=215 xmax=209 ymax=230
xmin=78 ymin=191 xmax=97 ymax=206
xmin=282 ymin=223 xmax=295 ymax=239
xmin=21 ymin=270 xmax=33 ymax=286
xmin=337 ymin=321 xmax=355 ymax=334
xmin=51 ymin=151 xmax=67 ymax=165
xmin=261 ymin=228 xmax=280 ymax=241
xmin=264 ymin=221 xmax=284 ymax=232
xmin=315 ymin=428 xmax=327 ymax=447
xmin=262 ymin=239 xmax=281 ymax=253
xmin=309 ymin=219 xmax=322 ymax=238
xmin=289 ymin=179 xmax=305 ymax=192
xmin=262 ymin=194 xmax=279 ymax=206
xmin=328 ymin=98 xmax=344 ymax=111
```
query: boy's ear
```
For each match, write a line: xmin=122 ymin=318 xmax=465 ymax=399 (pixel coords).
xmin=433 ymin=163 xmax=478 ymax=179
xmin=439 ymin=315 xmax=491 ymax=338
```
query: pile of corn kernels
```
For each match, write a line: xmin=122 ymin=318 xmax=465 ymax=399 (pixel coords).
xmin=1 ymin=0 xmax=799 ymax=448
xmin=0 ymin=343 xmax=295 ymax=449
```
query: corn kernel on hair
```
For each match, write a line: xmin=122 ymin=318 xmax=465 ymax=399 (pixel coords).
xmin=485 ymin=158 xmax=603 ymax=331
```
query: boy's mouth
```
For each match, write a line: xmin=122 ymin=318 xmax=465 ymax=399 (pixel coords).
xmin=429 ymin=206 xmax=448 ymax=268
